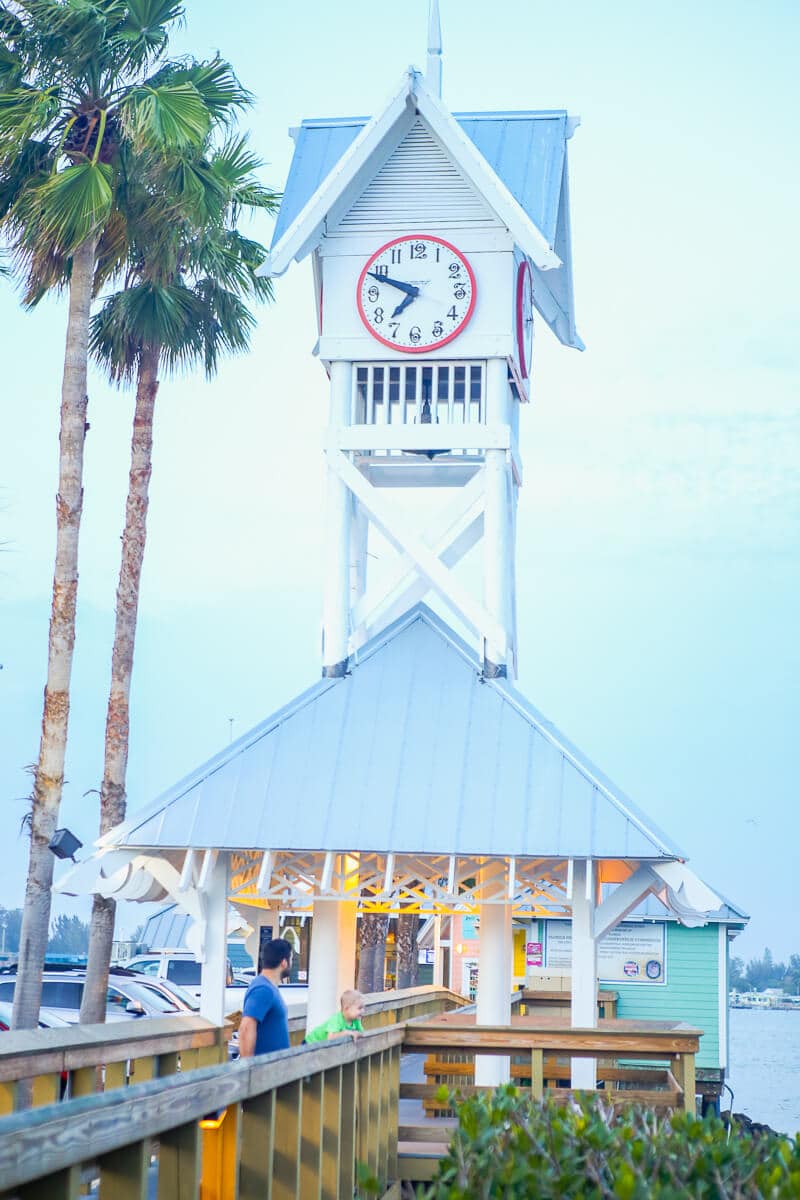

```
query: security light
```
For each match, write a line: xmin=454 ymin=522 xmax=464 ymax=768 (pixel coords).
xmin=49 ymin=828 xmax=82 ymax=862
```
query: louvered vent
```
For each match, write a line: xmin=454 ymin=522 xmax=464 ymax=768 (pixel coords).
xmin=330 ymin=119 xmax=501 ymax=235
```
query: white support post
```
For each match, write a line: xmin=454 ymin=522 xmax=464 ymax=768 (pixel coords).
xmin=570 ymin=859 xmax=598 ymax=1089
xmin=475 ymin=898 xmax=512 ymax=1086
xmin=432 ymin=914 xmax=443 ymax=987
xmin=483 ymin=357 xmax=513 ymax=676
xmin=323 ymin=360 xmax=353 ymax=677
xmin=350 ymin=497 xmax=368 ymax=612
xmin=199 ymin=852 xmax=229 ymax=1026
xmin=306 ymin=896 xmax=358 ymax=1032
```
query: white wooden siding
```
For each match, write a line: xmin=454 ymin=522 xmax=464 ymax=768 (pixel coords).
xmin=329 ymin=118 xmax=503 ymax=236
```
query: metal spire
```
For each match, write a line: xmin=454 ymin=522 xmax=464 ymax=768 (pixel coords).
xmin=426 ymin=0 xmax=442 ymax=97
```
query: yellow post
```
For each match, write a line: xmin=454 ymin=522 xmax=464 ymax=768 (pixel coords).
xmin=199 ymin=1104 xmax=241 ymax=1200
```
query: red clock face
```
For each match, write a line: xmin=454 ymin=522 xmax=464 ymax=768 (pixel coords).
xmin=515 ymin=260 xmax=534 ymax=380
xmin=356 ymin=235 xmax=476 ymax=353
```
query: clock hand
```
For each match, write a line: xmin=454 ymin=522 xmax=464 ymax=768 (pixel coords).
xmin=391 ymin=292 xmax=417 ymax=318
xmin=367 ymin=270 xmax=419 ymax=297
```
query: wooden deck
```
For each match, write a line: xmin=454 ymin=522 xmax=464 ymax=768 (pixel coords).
xmin=0 ymin=987 xmax=702 ymax=1198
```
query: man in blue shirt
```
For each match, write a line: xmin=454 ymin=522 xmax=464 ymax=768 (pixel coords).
xmin=238 ymin=937 xmax=293 ymax=1057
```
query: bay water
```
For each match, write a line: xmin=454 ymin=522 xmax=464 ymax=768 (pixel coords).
xmin=728 ymin=1007 xmax=800 ymax=1136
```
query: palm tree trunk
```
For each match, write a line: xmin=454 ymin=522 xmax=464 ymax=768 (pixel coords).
xmin=12 ymin=236 xmax=97 ymax=1032
xmin=80 ymin=344 xmax=160 ymax=1024
xmin=357 ymin=913 xmax=388 ymax=993
xmin=395 ymin=912 xmax=419 ymax=989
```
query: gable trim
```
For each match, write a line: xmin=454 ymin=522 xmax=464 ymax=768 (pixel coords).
xmin=261 ymin=70 xmax=561 ymax=279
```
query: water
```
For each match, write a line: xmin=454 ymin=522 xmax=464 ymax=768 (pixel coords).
xmin=728 ymin=1007 xmax=800 ymax=1136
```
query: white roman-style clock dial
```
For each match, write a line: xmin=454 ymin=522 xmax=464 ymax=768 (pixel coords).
xmin=357 ymin=235 xmax=476 ymax=353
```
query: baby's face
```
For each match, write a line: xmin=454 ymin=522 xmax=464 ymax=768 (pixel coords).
xmin=343 ymin=1000 xmax=365 ymax=1022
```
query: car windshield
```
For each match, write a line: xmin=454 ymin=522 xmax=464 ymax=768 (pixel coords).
xmin=108 ymin=981 xmax=177 ymax=1013
xmin=139 ymin=979 xmax=199 ymax=1011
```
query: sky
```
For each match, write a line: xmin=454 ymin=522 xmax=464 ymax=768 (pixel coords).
xmin=0 ymin=0 xmax=798 ymax=963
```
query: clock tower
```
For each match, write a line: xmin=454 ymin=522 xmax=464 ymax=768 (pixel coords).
xmin=261 ymin=1 xmax=582 ymax=680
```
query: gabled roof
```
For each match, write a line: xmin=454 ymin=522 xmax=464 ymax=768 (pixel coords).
xmin=261 ymin=69 xmax=582 ymax=348
xmin=102 ymin=605 xmax=683 ymax=862
xmin=539 ymin=888 xmax=749 ymax=927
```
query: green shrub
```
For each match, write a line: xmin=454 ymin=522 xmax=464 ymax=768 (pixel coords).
xmin=419 ymin=1086 xmax=800 ymax=1199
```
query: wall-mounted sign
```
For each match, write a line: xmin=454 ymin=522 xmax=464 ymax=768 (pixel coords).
xmin=544 ymin=921 xmax=666 ymax=985
xmin=461 ymin=915 xmax=480 ymax=940
xmin=526 ymin=941 xmax=543 ymax=967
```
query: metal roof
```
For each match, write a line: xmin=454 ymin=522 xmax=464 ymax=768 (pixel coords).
xmin=542 ymin=889 xmax=749 ymax=926
xmin=105 ymin=605 xmax=683 ymax=862
xmin=272 ymin=110 xmax=569 ymax=250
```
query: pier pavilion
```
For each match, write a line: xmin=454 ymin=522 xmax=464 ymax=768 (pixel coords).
xmin=58 ymin=1 xmax=736 ymax=1098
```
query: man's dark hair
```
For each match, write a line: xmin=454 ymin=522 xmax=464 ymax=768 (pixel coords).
xmin=261 ymin=937 xmax=293 ymax=970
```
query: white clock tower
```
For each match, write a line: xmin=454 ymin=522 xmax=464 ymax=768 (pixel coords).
xmin=261 ymin=2 xmax=582 ymax=680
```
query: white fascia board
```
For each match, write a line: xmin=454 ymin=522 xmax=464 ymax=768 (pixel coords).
xmin=260 ymin=70 xmax=418 ymax=278
xmin=328 ymin=423 xmax=511 ymax=452
xmin=412 ymin=74 xmax=562 ymax=273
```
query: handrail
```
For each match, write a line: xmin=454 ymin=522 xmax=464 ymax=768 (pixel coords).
xmin=0 ymin=1014 xmax=225 ymax=1082
xmin=404 ymin=1019 xmax=702 ymax=1057
xmin=0 ymin=1026 xmax=404 ymax=1194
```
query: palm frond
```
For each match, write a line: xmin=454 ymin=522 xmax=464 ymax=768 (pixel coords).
xmin=0 ymin=85 xmax=60 ymax=152
xmin=111 ymin=0 xmax=184 ymax=69
xmin=153 ymin=55 xmax=251 ymax=120
xmin=121 ymin=79 xmax=210 ymax=150
xmin=90 ymin=277 xmax=204 ymax=380
xmin=35 ymin=159 xmax=113 ymax=249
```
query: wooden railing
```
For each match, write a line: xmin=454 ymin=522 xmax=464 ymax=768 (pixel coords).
xmin=0 ymin=994 xmax=701 ymax=1199
xmin=0 ymin=985 xmax=465 ymax=1115
xmin=285 ymin=984 xmax=467 ymax=1044
xmin=405 ymin=1018 xmax=700 ymax=1113
xmin=0 ymin=1027 xmax=404 ymax=1200
xmin=0 ymin=1015 xmax=228 ymax=1115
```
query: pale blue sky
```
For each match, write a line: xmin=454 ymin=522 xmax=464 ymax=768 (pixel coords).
xmin=1 ymin=1 xmax=798 ymax=960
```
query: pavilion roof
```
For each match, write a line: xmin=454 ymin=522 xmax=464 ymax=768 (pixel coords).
xmin=100 ymin=605 xmax=683 ymax=863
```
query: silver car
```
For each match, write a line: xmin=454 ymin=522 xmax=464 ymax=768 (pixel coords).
xmin=0 ymin=970 xmax=184 ymax=1023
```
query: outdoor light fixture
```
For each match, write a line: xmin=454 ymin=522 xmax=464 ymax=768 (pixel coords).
xmin=48 ymin=828 xmax=82 ymax=862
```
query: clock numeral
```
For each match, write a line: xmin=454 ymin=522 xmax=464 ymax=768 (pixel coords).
xmin=410 ymin=242 xmax=427 ymax=260
xmin=409 ymin=325 xmax=422 ymax=344
xmin=432 ymin=320 xmax=444 ymax=338
xmin=435 ymin=246 xmax=441 ymax=262
xmin=373 ymin=265 xmax=388 ymax=277
xmin=373 ymin=307 xmax=384 ymax=324
xmin=449 ymin=262 xmax=460 ymax=275
xmin=390 ymin=247 xmax=402 ymax=264
xmin=446 ymin=305 xmax=458 ymax=321
xmin=367 ymin=285 xmax=379 ymax=303
xmin=388 ymin=322 xmax=400 ymax=340
xmin=454 ymin=286 xmax=466 ymax=300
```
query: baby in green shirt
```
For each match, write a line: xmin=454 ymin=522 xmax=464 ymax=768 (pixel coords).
xmin=305 ymin=989 xmax=365 ymax=1043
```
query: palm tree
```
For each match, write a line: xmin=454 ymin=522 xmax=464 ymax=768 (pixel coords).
xmin=78 ymin=133 xmax=276 ymax=1021
xmin=0 ymin=0 xmax=250 ymax=1031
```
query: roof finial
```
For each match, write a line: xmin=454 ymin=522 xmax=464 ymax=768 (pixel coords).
xmin=426 ymin=0 xmax=442 ymax=97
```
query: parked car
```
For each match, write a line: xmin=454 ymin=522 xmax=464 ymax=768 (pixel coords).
xmin=0 ymin=967 xmax=185 ymax=1024
xmin=126 ymin=950 xmax=247 ymax=1014
xmin=131 ymin=975 xmax=199 ymax=1013
xmin=0 ymin=1000 xmax=71 ymax=1031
